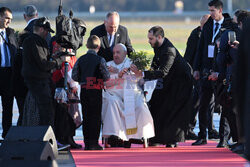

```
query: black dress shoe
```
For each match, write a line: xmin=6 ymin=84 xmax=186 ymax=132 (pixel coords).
xmin=217 ymin=140 xmax=228 ymax=148
xmin=228 ymin=142 xmax=241 ymax=149
xmin=108 ymin=135 xmax=124 ymax=147
xmin=208 ymin=130 xmax=219 ymax=139
xmin=85 ymin=144 xmax=103 ymax=150
xmin=70 ymin=142 xmax=83 ymax=149
xmin=231 ymin=144 xmax=244 ymax=153
xmin=129 ymin=138 xmax=144 ymax=144
xmin=186 ymin=131 xmax=198 ymax=140
xmin=148 ymin=142 xmax=160 ymax=146
xmin=166 ymin=143 xmax=178 ymax=148
xmin=192 ymin=139 xmax=207 ymax=145
xmin=68 ymin=136 xmax=82 ymax=149
xmin=124 ymin=141 xmax=131 ymax=148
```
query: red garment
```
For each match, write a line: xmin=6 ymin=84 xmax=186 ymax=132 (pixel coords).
xmin=52 ymin=41 xmax=77 ymax=83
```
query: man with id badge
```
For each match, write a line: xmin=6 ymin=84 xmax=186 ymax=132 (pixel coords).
xmin=192 ymin=0 xmax=233 ymax=146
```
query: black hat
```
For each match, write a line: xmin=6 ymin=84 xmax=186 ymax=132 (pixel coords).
xmin=34 ymin=17 xmax=54 ymax=33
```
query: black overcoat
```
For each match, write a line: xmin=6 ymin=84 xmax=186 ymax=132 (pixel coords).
xmin=144 ymin=38 xmax=193 ymax=144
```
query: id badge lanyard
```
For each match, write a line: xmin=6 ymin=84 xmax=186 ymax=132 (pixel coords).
xmin=208 ymin=26 xmax=220 ymax=58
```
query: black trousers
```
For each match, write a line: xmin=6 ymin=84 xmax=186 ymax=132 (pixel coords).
xmin=1 ymin=95 xmax=14 ymax=138
xmin=0 ymin=68 xmax=14 ymax=138
xmin=15 ymin=96 xmax=26 ymax=126
xmin=198 ymin=79 xmax=217 ymax=139
xmin=219 ymin=102 xmax=238 ymax=142
xmin=25 ymin=79 xmax=55 ymax=126
xmin=189 ymin=79 xmax=217 ymax=138
xmin=187 ymin=80 xmax=200 ymax=133
xmin=80 ymin=88 xmax=102 ymax=146
xmin=244 ymin=82 xmax=250 ymax=161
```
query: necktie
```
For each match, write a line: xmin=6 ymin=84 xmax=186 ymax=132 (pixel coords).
xmin=214 ymin=22 xmax=219 ymax=34
xmin=109 ymin=34 xmax=112 ymax=46
xmin=0 ymin=31 xmax=10 ymax=67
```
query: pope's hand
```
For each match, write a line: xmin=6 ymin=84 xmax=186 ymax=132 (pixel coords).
xmin=107 ymin=66 xmax=119 ymax=73
xmin=130 ymin=64 xmax=142 ymax=77
xmin=118 ymin=68 xmax=129 ymax=78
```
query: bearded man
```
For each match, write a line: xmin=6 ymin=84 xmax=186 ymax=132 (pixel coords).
xmin=131 ymin=26 xmax=193 ymax=147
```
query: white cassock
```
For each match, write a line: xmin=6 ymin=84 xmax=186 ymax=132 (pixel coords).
xmin=102 ymin=57 xmax=155 ymax=141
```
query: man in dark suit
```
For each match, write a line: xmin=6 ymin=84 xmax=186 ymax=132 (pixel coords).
xmin=23 ymin=5 xmax=38 ymax=33
xmin=90 ymin=11 xmax=133 ymax=62
xmin=184 ymin=14 xmax=210 ymax=140
xmin=236 ymin=17 xmax=250 ymax=162
xmin=0 ymin=7 xmax=18 ymax=138
xmin=19 ymin=5 xmax=51 ymax=45
xmin=10 ymin=5 xmax=38 ymax=126
xmin=131 ymin=26 xmax=193 ymax=147
xmin=192 ymin=0 xmax=233 ymax=146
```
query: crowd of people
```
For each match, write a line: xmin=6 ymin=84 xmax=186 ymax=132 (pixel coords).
xmin=0 ymin=0 xmax=249 ymax=162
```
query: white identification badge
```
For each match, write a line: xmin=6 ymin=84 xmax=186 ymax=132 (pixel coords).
xmin=208 ymin=45 xmax=215 ymax=58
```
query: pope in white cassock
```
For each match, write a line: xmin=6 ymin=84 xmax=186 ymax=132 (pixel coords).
xmin=102 ymin=43 xmax=155 ymax=143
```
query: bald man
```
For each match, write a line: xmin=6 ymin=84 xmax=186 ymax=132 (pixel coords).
xmin=184 ymin=14 xmax=210 ymax=65
xmin=183 ymin=14 xmax=211 ymax=140
xmin=90 ymin=11 xmax=133 ymax=62
xmin=102 ymin=43 xmax=154 ymax=148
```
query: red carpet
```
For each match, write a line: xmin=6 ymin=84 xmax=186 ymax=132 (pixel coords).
xmin=71 ymin=140 xmax=246 ymax=167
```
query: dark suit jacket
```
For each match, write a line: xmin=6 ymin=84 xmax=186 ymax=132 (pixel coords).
xmin=184 ymin=26 xmax=201 ymax=67
xmin=234 ymin=18 xmax=250 ymax=143
xmin=193 ymin=13 xmax=233 ymax=72
xmin=90 ymin=24 xmax=133 ymax=62
xmin=0 ymin=27 xmax=18 ymax=96
xmin=0 ymin=28 xmax=18 ymax=66
xmin=24 ymin=19 xmax=36 ymax=33
xmin=12 ymin=20 xmax=37 ymax=97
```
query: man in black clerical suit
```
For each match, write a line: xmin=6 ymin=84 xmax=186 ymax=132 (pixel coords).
xmin=90 ymin=11 xmax=133 ymax=62
xmin=0 ymin=7 xmax=18 ymax=138
xmin=131 ymin=26 xmax=193 ymax=147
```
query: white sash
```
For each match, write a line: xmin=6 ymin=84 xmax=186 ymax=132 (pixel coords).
xmin=123 ymin=75 xmax=137 ymax=135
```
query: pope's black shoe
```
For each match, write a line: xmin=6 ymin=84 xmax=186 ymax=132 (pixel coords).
xmin=124 ymin=141 xmax=131 ymax=148
xmin=192 ymin=138 xmax=207 ymax=146
xmin=108 ymin=135 xmax=124 ymax=147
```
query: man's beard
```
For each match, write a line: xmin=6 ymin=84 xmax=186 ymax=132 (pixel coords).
xmin=152 ymin=40 xmax=160 ymax=48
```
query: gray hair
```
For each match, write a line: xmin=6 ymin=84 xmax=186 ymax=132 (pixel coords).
xmin=24 ymin=5 xmax=37 ymax=17
xmin=105 ymin=11 xmax=120 ymax=21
